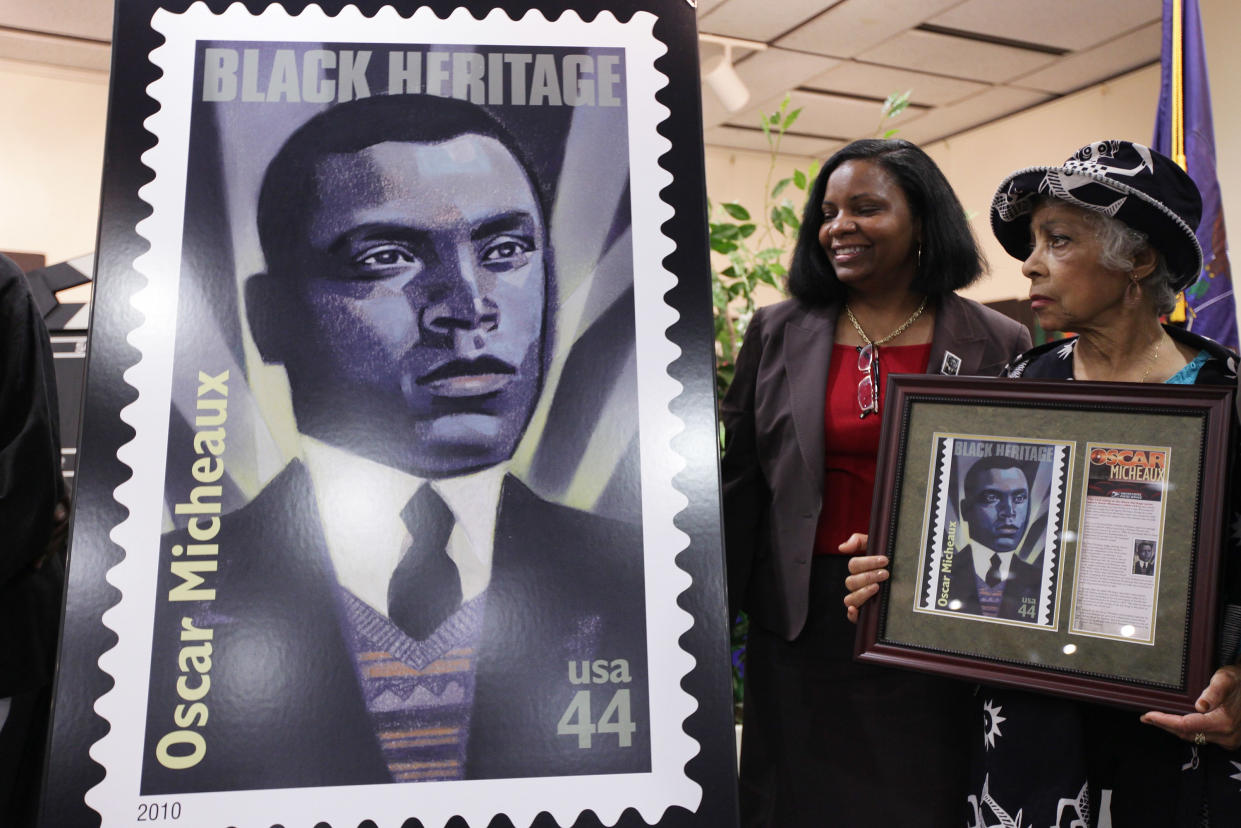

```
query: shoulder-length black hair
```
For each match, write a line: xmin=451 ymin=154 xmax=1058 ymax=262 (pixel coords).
xmin=787 ymin=138 xmax=985 ymax=306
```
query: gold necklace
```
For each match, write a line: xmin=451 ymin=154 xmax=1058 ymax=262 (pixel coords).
xmin=1139 ymin=335 xmax=1164 ymax=383
xmin=845 ymin=296 xmax=928 ymax=346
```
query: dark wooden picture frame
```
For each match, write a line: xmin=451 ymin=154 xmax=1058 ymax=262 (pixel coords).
xmin=856 ymin=375 xmax=1234 ymax=714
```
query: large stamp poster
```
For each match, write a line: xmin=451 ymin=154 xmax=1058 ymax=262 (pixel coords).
xmin=40 ymin=2 xmax=736 ymax=827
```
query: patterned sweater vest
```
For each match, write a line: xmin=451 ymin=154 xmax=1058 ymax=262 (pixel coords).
xmin=342 ymin=591 xmax=486 ymax=782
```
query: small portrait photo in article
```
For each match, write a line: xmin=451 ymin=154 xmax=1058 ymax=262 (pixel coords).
xmin=1132 ymin=539 xmax=1158 ymax=576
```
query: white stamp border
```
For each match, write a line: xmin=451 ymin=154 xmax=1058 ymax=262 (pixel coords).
xmin=90 ymin=4 xmax=700 ymax=827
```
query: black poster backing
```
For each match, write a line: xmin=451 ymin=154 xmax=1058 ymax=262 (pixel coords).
xmin=39 ymin=1 xmax=736 ymax=826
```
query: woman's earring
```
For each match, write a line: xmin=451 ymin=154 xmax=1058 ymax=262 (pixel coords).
xmin=1126 ymin=272 xmax=1142 ymax=304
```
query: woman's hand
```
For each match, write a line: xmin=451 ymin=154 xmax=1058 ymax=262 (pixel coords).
xmin=1140 ymin=665 xmax=1241 ymax=750
xmin=841 ymin=533 xmax=888 ymax=624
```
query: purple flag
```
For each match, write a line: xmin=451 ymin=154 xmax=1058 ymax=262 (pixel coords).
xmin=1154 ymin=0 xmax=1237 ymax=350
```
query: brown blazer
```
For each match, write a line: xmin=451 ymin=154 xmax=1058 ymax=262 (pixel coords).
xmin=720 ymin=292 xmax=1031 ymax=639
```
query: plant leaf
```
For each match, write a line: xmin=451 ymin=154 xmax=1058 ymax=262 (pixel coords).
xmin=881 ymin=89 xmax=912 ymax=119
xmin=722 ymin=202 xmax=751 ymax=221
xmin=771 ymin=177 xmax=791 ymax=198
xmin=793 ymin=169 xmax=807 ymax=190
xmin=778 ymin=205 xmax=800 ymax=232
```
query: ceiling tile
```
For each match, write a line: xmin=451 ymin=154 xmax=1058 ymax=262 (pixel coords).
xmin=696 ymin=0 xmax=730 ymax=14
xmin=1009 ymin=22 xmax=1161 ymax=95
xmin=928 ymin=0 xmax=1160 ymax=51
xmin=776 ymin=0 xmax=961 ymax=58
xmin=708 ymin=90 xmax=797 ymax=135
xmin=0 ymin=0 xmax=114 ymax=42
xmin=702 ymin=48 xmax=840 ymax=128
xmin=896 ymin=86 xmax=1053 ymax=144
xmin=857 ymin=29 xmax=1057 ymax=82
xmin=704 ymin=125 xmax=843 ymax=158
xmin=726 ymin=88 xmax=921 ymax=141
xmin=803 ymin=61 xmax=988 ymax=106
xmin=699 ymin=0 xmax=843 ymax=42
xmin=0 ymin=29 xmax=110 ymax=72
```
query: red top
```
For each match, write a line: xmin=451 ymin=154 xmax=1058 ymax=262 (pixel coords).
xmin=814 ymin=342 xmax=933 ymax=556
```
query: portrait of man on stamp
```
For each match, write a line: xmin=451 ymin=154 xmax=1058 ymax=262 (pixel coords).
xmin=944 ymin=456 xmax=1044 ymax=622
xmin=917 ymin=436 xmax=1068 ymax=628
xmin=141 ymin=92 xmax=651 ymax=794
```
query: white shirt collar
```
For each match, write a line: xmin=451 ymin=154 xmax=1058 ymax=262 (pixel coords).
xmin=969 ymin=539 xmax=1013 ymax=583
xmin=300 ymin=436 xmax=506 ymax=616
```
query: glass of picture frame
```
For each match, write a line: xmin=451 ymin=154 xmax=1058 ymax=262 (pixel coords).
xmin=855 ymin=375 xmax=1234 ymax=714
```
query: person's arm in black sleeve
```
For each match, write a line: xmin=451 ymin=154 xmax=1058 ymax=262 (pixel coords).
xmin=719 ymin=308 xmax=770 ymax=624
xmin=0 ymin=253 xmax=62 ymax=586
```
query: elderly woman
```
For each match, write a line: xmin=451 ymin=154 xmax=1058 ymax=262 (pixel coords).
xmin=721 ymin=138 xmax=1029 ymax=827
xmin=846 ymin=140 xmax=1241 ymax=825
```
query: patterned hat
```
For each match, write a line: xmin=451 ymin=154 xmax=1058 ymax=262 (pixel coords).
xmin=990 ymin=140 xmax=1204 ymax=291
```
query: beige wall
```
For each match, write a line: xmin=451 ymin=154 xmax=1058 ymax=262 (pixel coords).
xmin=704 ymin=144 xmax=817 ymax=307
xmin=925 ymin=63 xmax=1161 ymax=304
xmin=2 ymin=0 xmax=1239 ymax=335
xmin=0 ymin=58 xmax=108 ymax=263
xmin=705 ymin=0 xmax=1241 ymax=337
xmin=705 ymin=64 xmax=1164 ymax=307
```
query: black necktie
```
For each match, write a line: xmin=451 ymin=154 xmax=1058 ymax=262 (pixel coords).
xmin=387 ymin=484 xmax=462 ymax=640
xmin=984 ymin=552 xmax=1003 ymax=587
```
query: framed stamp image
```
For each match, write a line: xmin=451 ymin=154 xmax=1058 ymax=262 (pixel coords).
xmin=39 ymin=2 xmax=738 ymax=827
xmin=856 ymin=375 xmax=1235 ymax=715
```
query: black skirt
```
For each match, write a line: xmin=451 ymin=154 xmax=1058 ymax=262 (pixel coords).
xmin=739 ymin=554 xmax=973 ymax=827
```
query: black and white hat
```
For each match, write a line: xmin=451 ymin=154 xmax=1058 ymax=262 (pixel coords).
xmin=990 ymin=140 xmax=1204 ymax=291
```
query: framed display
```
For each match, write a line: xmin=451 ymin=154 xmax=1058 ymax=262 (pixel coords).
xmin=40 ymin=2 xmax=737 ymax=827
xmin=856 ymin=375 xmax=1235 ymax=715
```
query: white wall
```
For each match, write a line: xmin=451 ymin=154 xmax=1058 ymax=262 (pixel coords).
xmin=0 ymin=58 xmax=108 ymax=263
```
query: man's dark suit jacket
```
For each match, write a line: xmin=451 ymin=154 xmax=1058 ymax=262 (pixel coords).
xmin=944 ymin=544 xmax=1044 ymax=621
xmin=721 ymin=293 xmax=1031 ymax=639
xmin=0 ymin=255 xmax=65 ymax=828
xmin=141 ymin=461 xmax=649 ymax=794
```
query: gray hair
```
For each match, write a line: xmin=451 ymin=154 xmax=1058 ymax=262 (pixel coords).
xmin=1036 ymin=196 xmax=1179 ymax=315
xmin=1086 ymin=211 xmax=1178 ymax=315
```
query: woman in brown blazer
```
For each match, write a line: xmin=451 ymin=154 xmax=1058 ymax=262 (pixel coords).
xmin=721 ymin=139 xmax=1030 ymax=827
